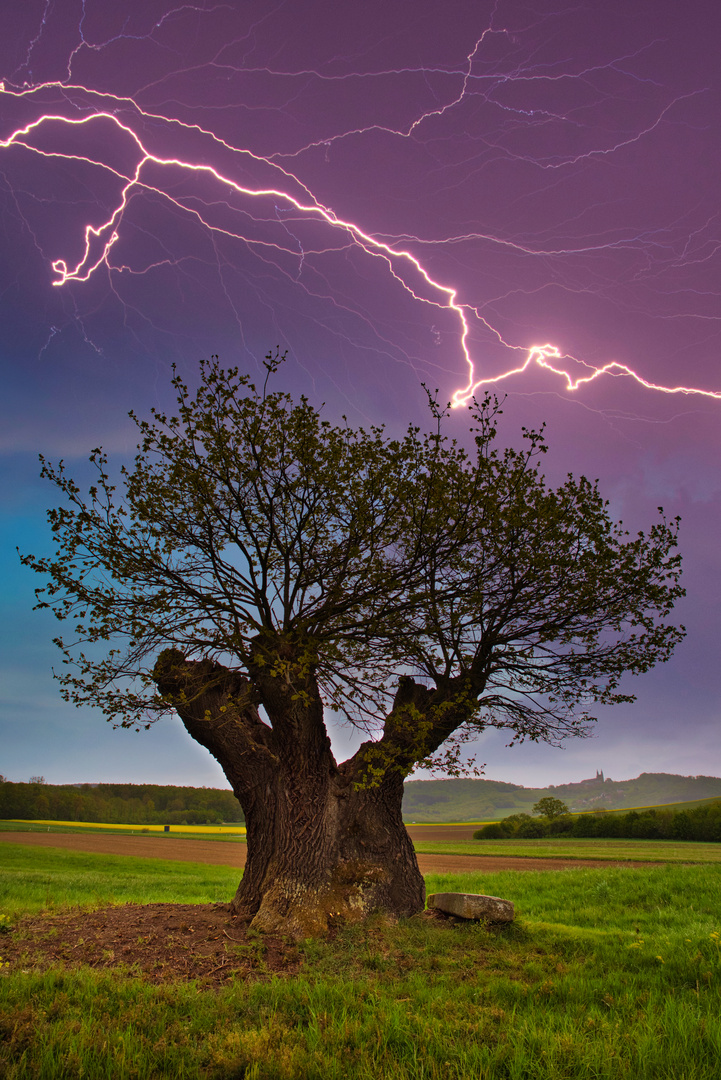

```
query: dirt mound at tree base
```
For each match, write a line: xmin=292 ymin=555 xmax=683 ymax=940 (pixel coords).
xmin=2 ymin=903 xmax=302 ymax=988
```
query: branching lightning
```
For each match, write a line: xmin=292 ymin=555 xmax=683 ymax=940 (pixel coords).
xmin=1 ymin=2 xmax=718 ymax=410
xmin=452 ymin=344 xmax=721 ymax=408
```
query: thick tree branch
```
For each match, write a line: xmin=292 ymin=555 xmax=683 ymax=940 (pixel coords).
xmin=152 ymin=649 xmax=277 ymax=781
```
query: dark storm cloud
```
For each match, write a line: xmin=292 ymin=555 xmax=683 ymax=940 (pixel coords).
xmin=1 ymin=0 xmax=718 ymax=785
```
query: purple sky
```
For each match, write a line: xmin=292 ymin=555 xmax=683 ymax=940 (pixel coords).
xmin=1 ymin=0 xmax=719 ymax=789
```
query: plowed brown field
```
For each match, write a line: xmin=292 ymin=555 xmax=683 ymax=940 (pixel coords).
xmin=0 ymin=830 xmax=654 ymax=873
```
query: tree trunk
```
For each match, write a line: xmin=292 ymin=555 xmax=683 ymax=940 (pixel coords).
xmin=153 ymin=648 xmax=425 ymax=938
xmin=232 ymin=752 xmax=424 ymax=938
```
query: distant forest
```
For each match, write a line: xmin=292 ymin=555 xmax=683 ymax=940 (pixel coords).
xmin=0 ymin=781 xmax=243 ymax=825
xmin=475 ymin=803 xmax=721 ymax=843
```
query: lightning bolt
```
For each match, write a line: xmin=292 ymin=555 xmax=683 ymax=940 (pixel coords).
xmin=1 ymin=5 xmax=718 ymax=410
xmin=450 ymin=344 xmax=721 ymax=408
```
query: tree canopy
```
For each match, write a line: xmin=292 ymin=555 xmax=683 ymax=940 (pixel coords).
xmin=532 ymin=796 xmax=571 ymax=820
xmin=23 ymin=352 xmax=684 ymax=761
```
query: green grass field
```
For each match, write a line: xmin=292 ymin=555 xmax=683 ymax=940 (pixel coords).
xmin=416 ymin=837 xmax=721 ymax=863
xmin=0 ymin=843 xmax=237 ymax=917
xmin=1 ymin=839 xmax=720 ymax=1078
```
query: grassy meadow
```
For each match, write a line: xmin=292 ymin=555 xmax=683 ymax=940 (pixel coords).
xmin=414 ymin=837 xmax=721 ymax=863
xmin=1 ymin=838 xmax=720 ymax=1078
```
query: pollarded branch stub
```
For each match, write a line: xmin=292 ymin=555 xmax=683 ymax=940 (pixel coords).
xmin=392 ymin=674 xmax=435 ymax=712
xmin=382 ymin=677 xmax=436 ymax=756
xmin=387 ymin=676 xmax=477 ymax=757
xmin=347 ymin=675 xmax=477 ymax=789
xmin=152 ymin=649 xmax=256 ymax=713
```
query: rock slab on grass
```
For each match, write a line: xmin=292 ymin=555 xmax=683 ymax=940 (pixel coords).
xmin=426 ymin=892 xmax=514 ymax=922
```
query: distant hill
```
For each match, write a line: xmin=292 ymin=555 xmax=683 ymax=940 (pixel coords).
xmin=401 ymin=772 xmax=721 ymax=822
xmin=5 ymin=773 xmax=721 ymax=828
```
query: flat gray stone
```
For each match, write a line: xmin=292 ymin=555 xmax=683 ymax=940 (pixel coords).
xmin=426 ymin=892 xmax=514 ymax=922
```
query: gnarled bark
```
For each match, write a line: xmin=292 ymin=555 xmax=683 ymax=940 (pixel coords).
xmin=153 ymin=647 xmax=427 ymax=937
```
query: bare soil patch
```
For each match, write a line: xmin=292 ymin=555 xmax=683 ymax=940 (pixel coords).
xmin=406 ymin=826 xmax=479 ymax=842
xmin=0 ymin=830 xmax=246 ymax=867
xmin=1 ymin=903 xmax=301 ymax=988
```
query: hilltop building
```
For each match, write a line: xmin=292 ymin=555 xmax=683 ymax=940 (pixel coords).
xmin=578 ymin=769 xmax=604 ymax=785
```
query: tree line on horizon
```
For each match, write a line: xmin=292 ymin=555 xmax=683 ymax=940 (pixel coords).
xmin=475 ymin=801 xmax=721 ymax=842
xmin=0 ymin=780 xmax=244 ymax=825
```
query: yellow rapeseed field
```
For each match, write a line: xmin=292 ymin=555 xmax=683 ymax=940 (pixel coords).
xmin=9 ymin=820 xmax=246 ymax=835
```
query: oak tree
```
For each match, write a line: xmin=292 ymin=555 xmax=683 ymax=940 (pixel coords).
xmin=532 ymin=797 xmax=571 ymax=820
xmin=21 ymin=353 xmax=684 ymax=935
